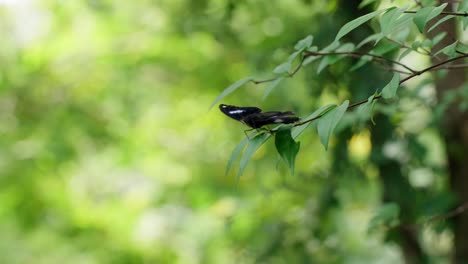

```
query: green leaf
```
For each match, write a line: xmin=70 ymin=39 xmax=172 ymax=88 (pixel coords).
xmin=428 ymin=15 xmax=454 ymax=33
xmin=210 ymin=77 xmax=253 ymax=109
xmin=317 ymin=100 xmax=349 ymax=150
xmin=434 ymin=41 xmax=458 ymax=57
xmin=275 ymin=129 xmax=300 ymax=175
xmin=380 ymin=7 xmax=403 ymax=35
xmin=359 ymin=0 xmax=378 ymax=9
xmin=413 ymin=4 xmax=447 ymax=33
xmin=302 ymin=46 xmax=319 ymax=66
xmin=372 ymin=42 xmax=400 ymax=55
xmin=350 ymin=55 xmax=373 ymax=71
xmin=377 ymin=7 xmax=412 ymax=44
xmin=459 ymin=1 xmax=468 ymax=30
xmin=381 ymin=73 xmax=400 ymax=99
xmin=225 ymin=137 xmax=249 ymax=175
xmin=294 ymin=35 xmax=313 ymax=51
xmin=430 ymin=32 xmax=447 ymax=47
xmin=238 ymin=133 xmax=271 ymax=179
xmin=292 ymin=104 xmax=336 ymax=139
xmin=273 ymin=62 xmax=292 ymax=74
xmin=368 ymin=203 xmax=400 ymax=234
xmin=262 ymin=77 xmax=284 ymax=100
xmin=357 ymin=33 xmax=381 ymax=48
xmin=317 ymin=43 xmax=354 ymax=73
xmin=398 ymin=48 xmax=413 ymax=60
xmin=288 ymin=50 xmax=302 ymax=63
xmin=356 ymin=93 xmax=377 ymax=123
xmin=334 ymin=9 xmax=384 ymax=42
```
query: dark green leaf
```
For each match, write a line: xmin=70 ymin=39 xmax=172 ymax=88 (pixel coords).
xmin=368 ymin=203 xmax=400 ymax=234
xmin=292 ymin=104 xmax=336 ymax=139
xmin=238 ymin=133 xmax=271 ymax=179
xmin=317 ymin=100 xmax=349 ymax=150
xmin=275 ymin=129 xmax=300 ymax=175
xmin=334 ymin=9 xmax=384 ymax=42
xmin=262 ymin=77 xmax=284 ymax=100
xmin=381 ymin=73 xmax=400 ymax=99
xmin=210 ymin=77 xmax=253 ymax=109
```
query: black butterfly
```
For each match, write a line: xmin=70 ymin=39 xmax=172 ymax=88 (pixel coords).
xmin=219 ymin=104 xmax=300 ymax=129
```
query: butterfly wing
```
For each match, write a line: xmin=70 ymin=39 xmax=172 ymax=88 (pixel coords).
xmin=219 ymin=104 xmax=262 ymax=121
xmin=242 ymin=111 xmax=300 ymax=128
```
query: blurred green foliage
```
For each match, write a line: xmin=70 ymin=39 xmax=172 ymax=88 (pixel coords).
xmin=0 ymin=0 xmax=459 ymax=263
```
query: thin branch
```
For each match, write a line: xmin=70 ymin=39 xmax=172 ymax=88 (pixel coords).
xmin=425 ymin=201 xmax=468 ymax=224
xmin=293 ymin=54 xmax=468 ymax=127
xmin=400 ymin=53 xmax=468 ymax=83
xmin=252 ymin=56 xmax=305 ymax=84
xmin=403 ymin=10 xmax=468 ymax=17
xmin=304 ymin=51 xmax=418 ymax=73
xmin=432 ymin=63 xmax=468 ymax=70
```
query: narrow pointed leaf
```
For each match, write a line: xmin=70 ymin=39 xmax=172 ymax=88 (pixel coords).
xmin=262 ymin=77 xmax=284 ymax=100
xmin=334 ymin=9 xmax=384 ymax=42
xmin=413 ymin=4 xmax=447 ymax=33
xmin=273 ymin=62 xmax=292 ymax=74
xmin=434 ymin=41 xmax=458 ymax=57
xmin=317 ymin=100 xmax=349 ymax=150
xmin=275 ymin=129 xmax=300 ymax=175
xmin=238 ymin=133 xmax=270 ymax=179
xmin=381 ymin=73 xmax=400 ymax=99
xmin=428 ymin=15 xmax=453 ymax=33
xmin=225 ymin=137 xmax=249 ymax=175
xmin=292 ymin=104 xmax=336 ymax=139
xmin=294 ymin=35 xmax=313 ymax=51
xmin=210 ymin=77 xmax=253 ymax=109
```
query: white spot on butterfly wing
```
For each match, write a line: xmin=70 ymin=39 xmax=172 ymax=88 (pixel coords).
xmin=229 ymin=109 xmax=247 ymax=114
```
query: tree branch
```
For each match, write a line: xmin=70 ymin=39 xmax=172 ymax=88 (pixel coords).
xmin=293 ymin=54 xmax=468 ymax=127
xmin=304 ymin=51 xmax=418 ymax=74
xmin=403 ymin=10 xmax=468 ymax=17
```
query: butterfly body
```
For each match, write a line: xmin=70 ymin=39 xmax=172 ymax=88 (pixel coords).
xmin=219 ymin=104 xmax=300 ymax=129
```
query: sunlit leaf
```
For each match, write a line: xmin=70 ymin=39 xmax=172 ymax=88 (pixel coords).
xmin=210 ymin=77 xmax=253 ymax=109
xmin=275 ymin=129 xmax=300 ymax=175
xmin=381 ymin=73 xmax=400 ymax=99
xmin=317 ymin=100 xmax=349 ymax=150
